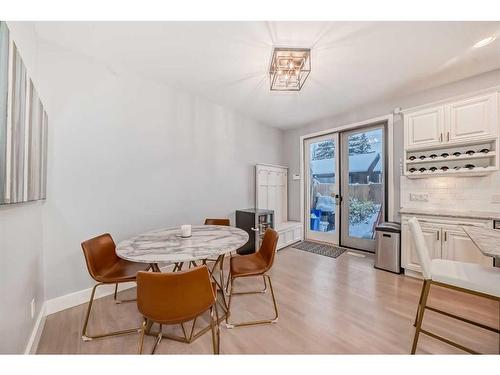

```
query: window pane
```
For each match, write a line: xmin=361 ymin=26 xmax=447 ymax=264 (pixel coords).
xmin=309 ymin=139 xmax=336 ymax=233
xmin=347 ymin=128 xmax=384 ymax=239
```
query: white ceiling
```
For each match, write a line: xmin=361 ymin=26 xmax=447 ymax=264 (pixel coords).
xmin=33 ymin=21 xmax=500 ymax=129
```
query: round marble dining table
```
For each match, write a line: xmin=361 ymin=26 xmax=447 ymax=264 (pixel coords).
xmin=115 ymin=225 xmax=249 ymax=265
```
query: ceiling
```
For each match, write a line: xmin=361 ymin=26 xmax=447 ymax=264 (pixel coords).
xmin=33 ymin=21 xmax=500 ymax=129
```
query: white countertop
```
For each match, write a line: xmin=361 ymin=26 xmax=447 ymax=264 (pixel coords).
xmin=462 ymin=226 xmax=500 ymax=258
xmin=399 ymin=207 xmax=500 ymax=220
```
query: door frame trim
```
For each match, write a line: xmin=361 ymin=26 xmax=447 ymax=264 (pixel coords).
xmin=299 ymin=114 xmax=394 ymax=243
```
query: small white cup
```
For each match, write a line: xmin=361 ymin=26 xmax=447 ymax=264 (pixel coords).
xmin=181 ymin=224 xmax=192 ymax=238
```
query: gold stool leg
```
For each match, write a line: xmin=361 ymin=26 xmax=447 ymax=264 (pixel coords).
xmin=413 ymin=280 xmax=426 ymax=326
xmin=411 ymin=280 xmax=431 ymax=354
xmin=82 ymin=282 xmax=140 ymax=341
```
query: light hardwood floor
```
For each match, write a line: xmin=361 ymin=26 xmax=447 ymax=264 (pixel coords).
xmin=37 ymin=247 xmax=500 ymax=354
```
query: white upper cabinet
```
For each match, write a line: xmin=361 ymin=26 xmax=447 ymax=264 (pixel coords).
xmin=404 ymin=92 xmax=498 ymax=149
xmin=448 ymin=93 xmax=498 ymax=143
xmin=405 ymin=106 xmax=445 ymax=148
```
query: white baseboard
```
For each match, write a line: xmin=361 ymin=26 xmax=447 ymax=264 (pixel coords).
xmin=24 ymin=303 xmax=46 ymax=354
xmin=45 ymin=281 xmax=137 ymax=316
xmin=27 ymin=264 xmax=173 ymax=354
xmin=44 ymin=264 xmax=174 ymax=316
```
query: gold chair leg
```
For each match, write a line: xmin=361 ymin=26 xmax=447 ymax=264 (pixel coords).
xmin=188 ymin=317 xmax=197 ymax=342
xmin=413 ymin=280 xmax=426 ymax=326
xmin=411 ymin=280 xmax=431 ymax=354
xmin=219 ymin=258 xmax=225 ymax=297
xmin=151 ymin=324 xmax=163 ymax=354
xmin=225 ymin=276 xmax=234 ymax=327
xmin=82 ymin=282 xmax=140 ymax=341
xmin=210 ymin=306 xmax=219 ymax=354
xmin=207 ymin=255 xmax=229 ymax=314
xmin=215 ymin=300 xmax=220 ymax=354
xmin=267 ymin=275 xmax=279 ymax=321
xmin=138 ymin=318 xmax=147 ymax=354
xmin=113 ymin=283 xmax=136 ymax=304
xmin=225 ymin=274 xmax=279 ymax=329
xmin=225 ymin=269 xmax=232 ymax=295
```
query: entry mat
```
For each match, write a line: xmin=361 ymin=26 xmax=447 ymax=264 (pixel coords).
xmin=292 ymin=241 xmax=347 ymax=259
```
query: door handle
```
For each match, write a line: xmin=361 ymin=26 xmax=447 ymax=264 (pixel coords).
xmin=251 ymin=227 xmax=259 ymax=232
xmin=444 ymin=231 xmax=447 ymax=242
xmin=436 ymin=230 xmax=440 ymax=241
xmin=440 ymin=133 xmax=443 ymax=142
xmin=447 ymin=132 xmax=450 ymax=142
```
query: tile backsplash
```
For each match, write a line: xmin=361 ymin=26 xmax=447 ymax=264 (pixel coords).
xmin=400 ymin=172 xmax=500 ymax=212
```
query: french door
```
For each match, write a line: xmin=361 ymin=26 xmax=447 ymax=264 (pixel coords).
xmin=304 ymin=133 xmax=340 ymax=244
xmin=304 ymin=123 xmax=386 ymax=252
xmin=340 ymin=125 xmax=385 ymax=252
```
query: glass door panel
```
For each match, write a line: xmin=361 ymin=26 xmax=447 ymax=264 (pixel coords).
xmin=304 ymin=133 xmax=340 ymax=244
xmin=340 ymin=125 xmax=385 ymax=252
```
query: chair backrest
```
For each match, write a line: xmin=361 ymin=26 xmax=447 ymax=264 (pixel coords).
xmin=81 ymin=233 xmax=119 ymax=281
xmin=136 ymin=266 xmax=215 ymax=324
xmin=258 ymin=228 xmax=279 ymax=271
xmin=204 ymin=218 xmax=230 ymax=226
xmin=408 ymin=217 xmax=432 ymax=280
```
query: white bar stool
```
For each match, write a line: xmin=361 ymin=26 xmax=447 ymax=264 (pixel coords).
xmin=408 ymin=217 xmax=500 ymax=354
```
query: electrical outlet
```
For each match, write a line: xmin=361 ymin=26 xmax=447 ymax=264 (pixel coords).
xmin=31 ymin=298 xmax=35 ymax=319
xmin=410 ymin=193 xmax=429 ymax=202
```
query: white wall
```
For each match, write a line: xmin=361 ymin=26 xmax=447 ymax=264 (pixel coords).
xmin=34 ymin=39 xmax=283 ymax=300
xmin=284 ymin=68 xmax=500 ymax=222
xmin=0 ymin=22 xmax=45 ymax=354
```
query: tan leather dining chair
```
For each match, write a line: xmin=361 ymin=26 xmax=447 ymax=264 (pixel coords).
xmin=81 ymin=233 xmax=150 ymax=341
xmin=200 ymin=217 xmax=231 ymax=270
xmin=204 ymin=218 xmax=230 ymax=226
xmin=137 ymin=266 xmax=220 ymax=354
xmin=225 ymin=228 xmax=279 ymax=328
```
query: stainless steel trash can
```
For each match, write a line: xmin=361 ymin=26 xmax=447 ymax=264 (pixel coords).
xmin=374 ymin=222 xmax=401 ymax=274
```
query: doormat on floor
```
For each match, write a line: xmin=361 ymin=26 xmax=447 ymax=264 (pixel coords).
xmin=292 ymin=241 xmax=347 ymax=259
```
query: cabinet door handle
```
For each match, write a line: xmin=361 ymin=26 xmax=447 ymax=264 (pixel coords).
xmin=447 ymin=132 xmax=450 ymax=142
xmin=444 ymin=231 xmax=447 ymax=241
xmin=436 ymin=230 xmax=440 ymax=241
xmin=439 ymin=133 xmax=443 ymax=142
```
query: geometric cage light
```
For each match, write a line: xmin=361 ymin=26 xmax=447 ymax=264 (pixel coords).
xmin=269 ymin=47 xmax=311 ymax=91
